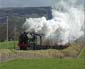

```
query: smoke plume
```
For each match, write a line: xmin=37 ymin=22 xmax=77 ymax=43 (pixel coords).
xmin=23 ymin=0 xmax=84 ymax=45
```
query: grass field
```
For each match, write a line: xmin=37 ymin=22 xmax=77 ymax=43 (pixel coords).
xmin=0 ymin=41 xmax=18 ymax=49
xmin=0 ymin=48 xmax=84 ymax=69
xmin=0 ymin=41 xmax=84 ymax=58
xmin=0 ymin=41 xmax=85 ymax=69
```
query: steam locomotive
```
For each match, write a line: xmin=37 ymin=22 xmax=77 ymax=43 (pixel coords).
xmin=18 ymin=32 xmax=43 ymax=50
xmin=18 ymin=32 xmax=69 ymax=50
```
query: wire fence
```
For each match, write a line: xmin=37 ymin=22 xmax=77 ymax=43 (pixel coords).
xmin=0 ymin=16 xmax=85 ymax=62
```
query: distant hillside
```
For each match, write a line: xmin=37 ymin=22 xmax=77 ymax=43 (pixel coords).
xmin=0 ymin=7 xmax=52 ymax=19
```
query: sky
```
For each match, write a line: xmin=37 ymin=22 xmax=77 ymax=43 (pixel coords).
xmin=0 ymin=0 xmax=52 ymax=8
xmin=0 ymin=0 xmax=84 ymax=8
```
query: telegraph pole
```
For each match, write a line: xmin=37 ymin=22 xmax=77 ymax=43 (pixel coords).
xmin=6 ymin=16 xmax=8 ymax=48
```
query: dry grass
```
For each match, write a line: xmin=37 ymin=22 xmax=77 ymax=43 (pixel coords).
xmin=0 ymin=41 xmax=84 ymax=62
xmin=0 ymin=49 xmax=14 ymax=54
xmin=11 ymin=49 xmax=64 ymax=58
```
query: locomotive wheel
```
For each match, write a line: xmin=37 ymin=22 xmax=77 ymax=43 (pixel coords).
xmin=20 ymin=46 xmax=27 ymax=50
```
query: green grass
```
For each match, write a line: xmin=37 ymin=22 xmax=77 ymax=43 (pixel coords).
xmin=0 ymin=41 xmax=18 ymax=49
xmin=79 ymin=48 xmax=85 ymax=58
xmin=0 ymin=41 xmax=84 ymax=69
xmin=0 ymin=48 xmax=84 ymax=69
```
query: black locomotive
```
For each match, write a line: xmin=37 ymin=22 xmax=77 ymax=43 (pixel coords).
xmin=18 ymin=32 xmax=69 ymax=50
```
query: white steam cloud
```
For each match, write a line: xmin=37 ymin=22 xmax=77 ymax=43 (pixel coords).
xmin=23 ymin=0 xmax=84 ymax=45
